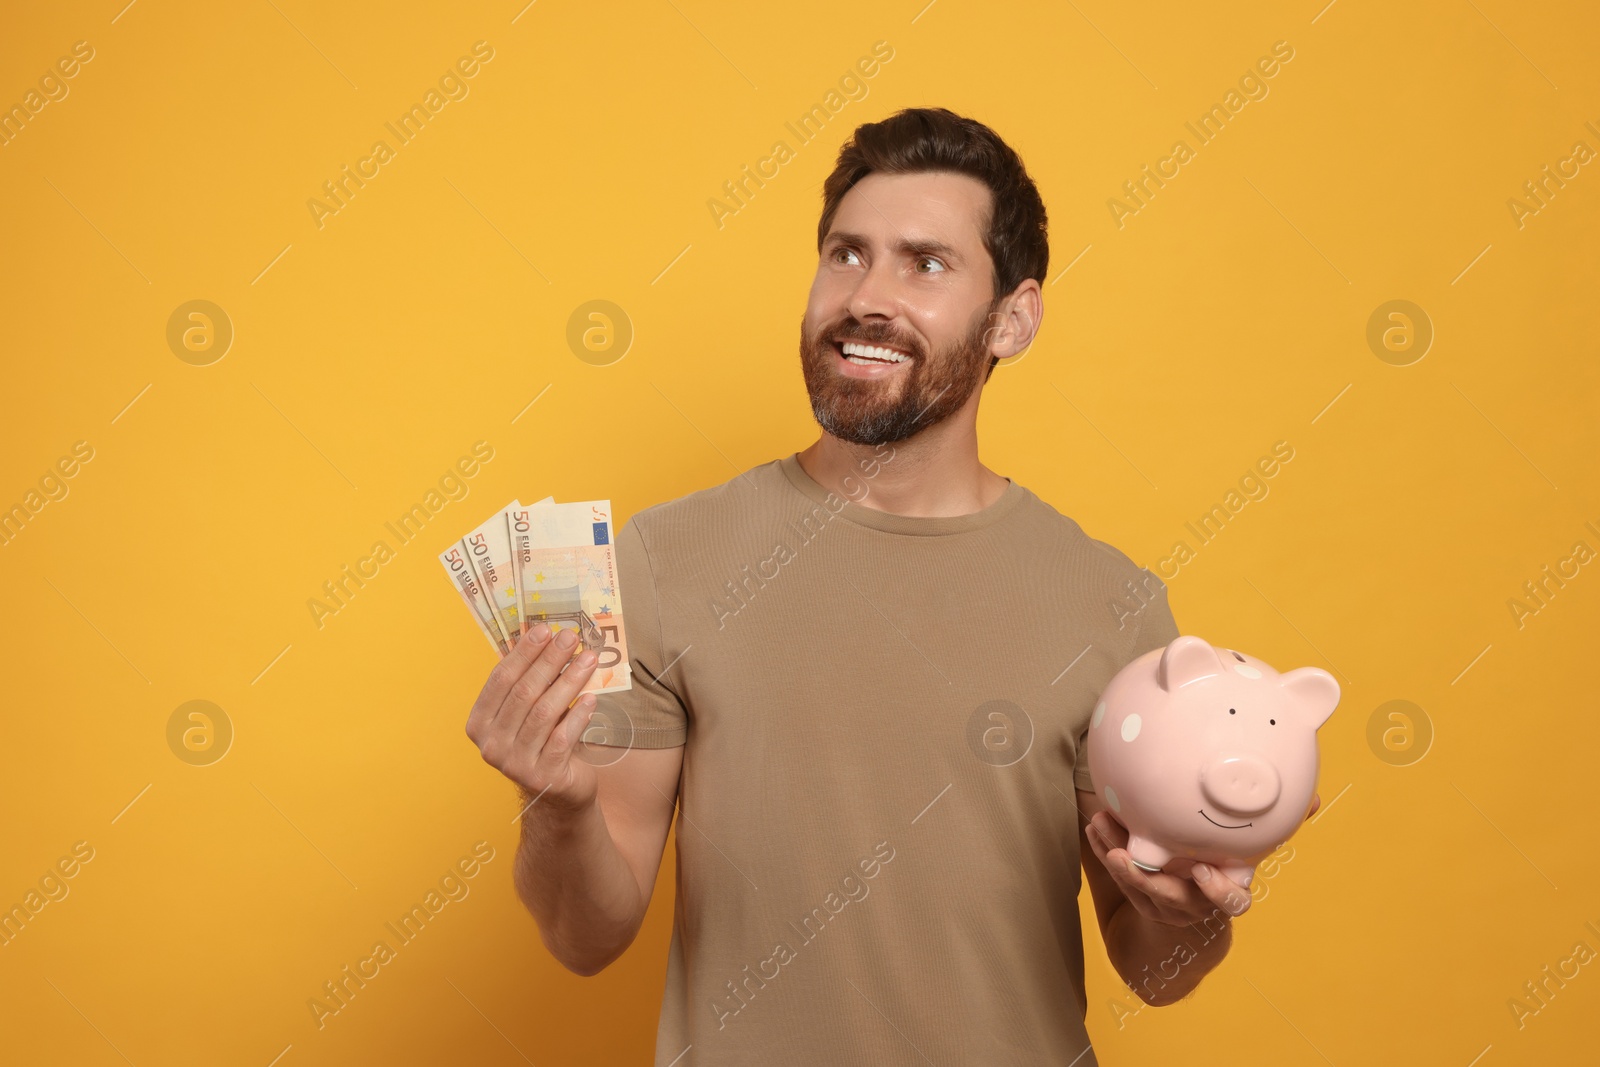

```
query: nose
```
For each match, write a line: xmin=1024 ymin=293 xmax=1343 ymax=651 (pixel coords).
xmin=1200 ymin=755 xmax=1281 ymax=817
xmin=847 ymin=259 xmax=899 ymax=325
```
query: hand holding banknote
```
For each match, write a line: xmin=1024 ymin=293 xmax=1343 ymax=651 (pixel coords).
xmin=464 ymin=620 xmax=602 ymax=811
xmin=439 ymin=498 xmax=632 ymax=697
xmin=451 ymin=496 xmax=632 ymax=808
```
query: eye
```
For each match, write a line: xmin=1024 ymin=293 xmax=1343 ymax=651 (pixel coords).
xmin=1230 ymin=650 xmax=1245 ymax=662
xmin=1228 ymin=708 xmax=1235 ymax=714
xmin=913 ymin=255 xmax=945 ymax=274
xmin=1269 ymin=719 xmax=1276 ymax=725
xmin=831 ymin=246 xmax=860 ymax=265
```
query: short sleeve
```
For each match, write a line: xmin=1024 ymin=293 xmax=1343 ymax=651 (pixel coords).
xmin=1072 ymin=570 xmax=1180 ymax=792
xmin=584 ymin=515 xmax=689 ymax=749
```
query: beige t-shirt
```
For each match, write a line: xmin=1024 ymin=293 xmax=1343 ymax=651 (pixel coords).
xmin=587 ymin=452 xmax=1179 ymax=1066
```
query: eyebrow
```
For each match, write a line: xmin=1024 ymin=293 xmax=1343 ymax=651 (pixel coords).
xmin=823 ymin=230 xmax=965 ymax=266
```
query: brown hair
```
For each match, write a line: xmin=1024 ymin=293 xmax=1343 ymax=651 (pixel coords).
xmin=817 ymin=107 xmax=1049 ymax=372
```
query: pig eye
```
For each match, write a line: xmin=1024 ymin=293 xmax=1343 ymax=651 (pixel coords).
xmin=1229 ymin=708 xmax=1235 ymax=714
xmin=1229 ymin=650 xmax=1245 ymax=662
xmin=1269 ymin=719 xmax=1276 ymax=725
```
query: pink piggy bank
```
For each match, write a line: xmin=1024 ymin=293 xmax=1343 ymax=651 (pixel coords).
xmin=1086 ymin=635 xmax=1339 ymax=886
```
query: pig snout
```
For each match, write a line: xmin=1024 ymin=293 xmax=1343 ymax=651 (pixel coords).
xmin=1200 ymin=755 xmax=1281 ymax=817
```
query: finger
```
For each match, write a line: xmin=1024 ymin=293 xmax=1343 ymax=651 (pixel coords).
xmin=539 ymin=692 xmax=599 ymax=768
xmin=481 ymin=627 xmax=588 ymax=762
xmin=1084 ymin=816 xmax=1150 ymax=889
xmin=1089 ymin=811 xmax=1252 ymax=918
xmin=1089 ymin=815 xmax=1162 ymax=888
xmin=1118 ymin=859 xmax=1228 ymax=925
xmin=1091 ymin=818 xmax=1231 ymax=925
xmin=1087 ymin=811 xmax=1128 ymax=850
xmin=490 ymin=626 xmax=584 ymax=738
xmin=512 ymin=642 xmax=600 ymax=758
xmin=467 ymin=622 xmax=553 ymax=741
xmin=1084 ymin=822 xmax=1163 ymax=917
xmin=1190 ymin=863 xmax=1253 ymax=917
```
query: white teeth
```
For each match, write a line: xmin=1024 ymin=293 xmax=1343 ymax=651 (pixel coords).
xmin=840 ymin=342 xmax=909 ymax=364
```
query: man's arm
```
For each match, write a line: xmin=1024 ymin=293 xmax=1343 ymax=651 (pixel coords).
xmin=466 ymin=621 xmax=684 ymax=977
xmin=514 ymin=745 xmax=682 ymax=976
xmin=1076 ymin=787 xmax=1243 ymax=1006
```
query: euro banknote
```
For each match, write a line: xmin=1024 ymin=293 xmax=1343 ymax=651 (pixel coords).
xmin=463 ymin=498 xmax=524 ymax=649
xmin=440 ymin=498 xmax=632 ymax=694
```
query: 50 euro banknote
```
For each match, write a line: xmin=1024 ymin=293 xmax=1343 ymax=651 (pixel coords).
xmin=439 ymin=498 xmax=632 ymax=695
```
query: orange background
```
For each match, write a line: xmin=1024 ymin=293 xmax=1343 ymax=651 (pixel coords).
xmin=2 ymin=1 xmax=1597 ymax=1064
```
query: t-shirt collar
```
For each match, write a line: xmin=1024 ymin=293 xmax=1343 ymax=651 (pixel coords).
xmin=777 ymin=451 xmax=1026 ymax=536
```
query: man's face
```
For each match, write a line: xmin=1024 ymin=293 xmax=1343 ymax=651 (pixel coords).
xmin=800 ymin=170 xmax=1001 ymax=446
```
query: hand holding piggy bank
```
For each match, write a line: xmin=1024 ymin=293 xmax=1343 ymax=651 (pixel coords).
xmin=1086 ymin=636 xmax=1339 ymax=887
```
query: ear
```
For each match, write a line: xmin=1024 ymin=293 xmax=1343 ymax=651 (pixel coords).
xmin=1157 ymin=635 xmax=1225 ymax=692
xmin=1278 ymin=667 xmax=1340 ymax=730
xmin=983 ymin=280 xmax=1043 ymax=360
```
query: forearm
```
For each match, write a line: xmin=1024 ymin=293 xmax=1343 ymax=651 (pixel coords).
xmin=514 ymin=793 xmax=644 ymax=976
xmin=1105 ymin=898 xmax=1235 ymax=1006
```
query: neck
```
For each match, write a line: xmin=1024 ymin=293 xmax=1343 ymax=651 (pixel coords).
xmin=796 ymin=411 xmax=1008 ymax=518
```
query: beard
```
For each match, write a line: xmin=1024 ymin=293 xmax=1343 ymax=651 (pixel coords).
xmin=799 ymin=300 xmax=998 ymax=447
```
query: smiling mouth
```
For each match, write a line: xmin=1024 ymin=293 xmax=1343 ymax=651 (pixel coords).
xmin=833 ymin=339 xmax=913 ymax=366
xmin=1199 ymin=810 xmax=1253 ymax=829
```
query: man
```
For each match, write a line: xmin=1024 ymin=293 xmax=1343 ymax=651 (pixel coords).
xmin=466 ymin=107 xmax=1309 ymax=1065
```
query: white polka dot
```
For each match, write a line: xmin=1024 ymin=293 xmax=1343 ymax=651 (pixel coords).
xmin=1091 ymin=700 xmax=1107 ymax=729
xmin=1121 ymin=714 xmax=1142 ymax=742
xmin=1104 ymin=785 xmax=1121 ymax=813
xmin=1233 ymin=663 xmax=1262 ymax=679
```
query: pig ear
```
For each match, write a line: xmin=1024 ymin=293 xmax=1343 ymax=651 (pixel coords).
xmin=1157 ymin=635 xmax=1225 ymax=692
xmin=1278 ymin=667 xmax=1340 ymax=729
